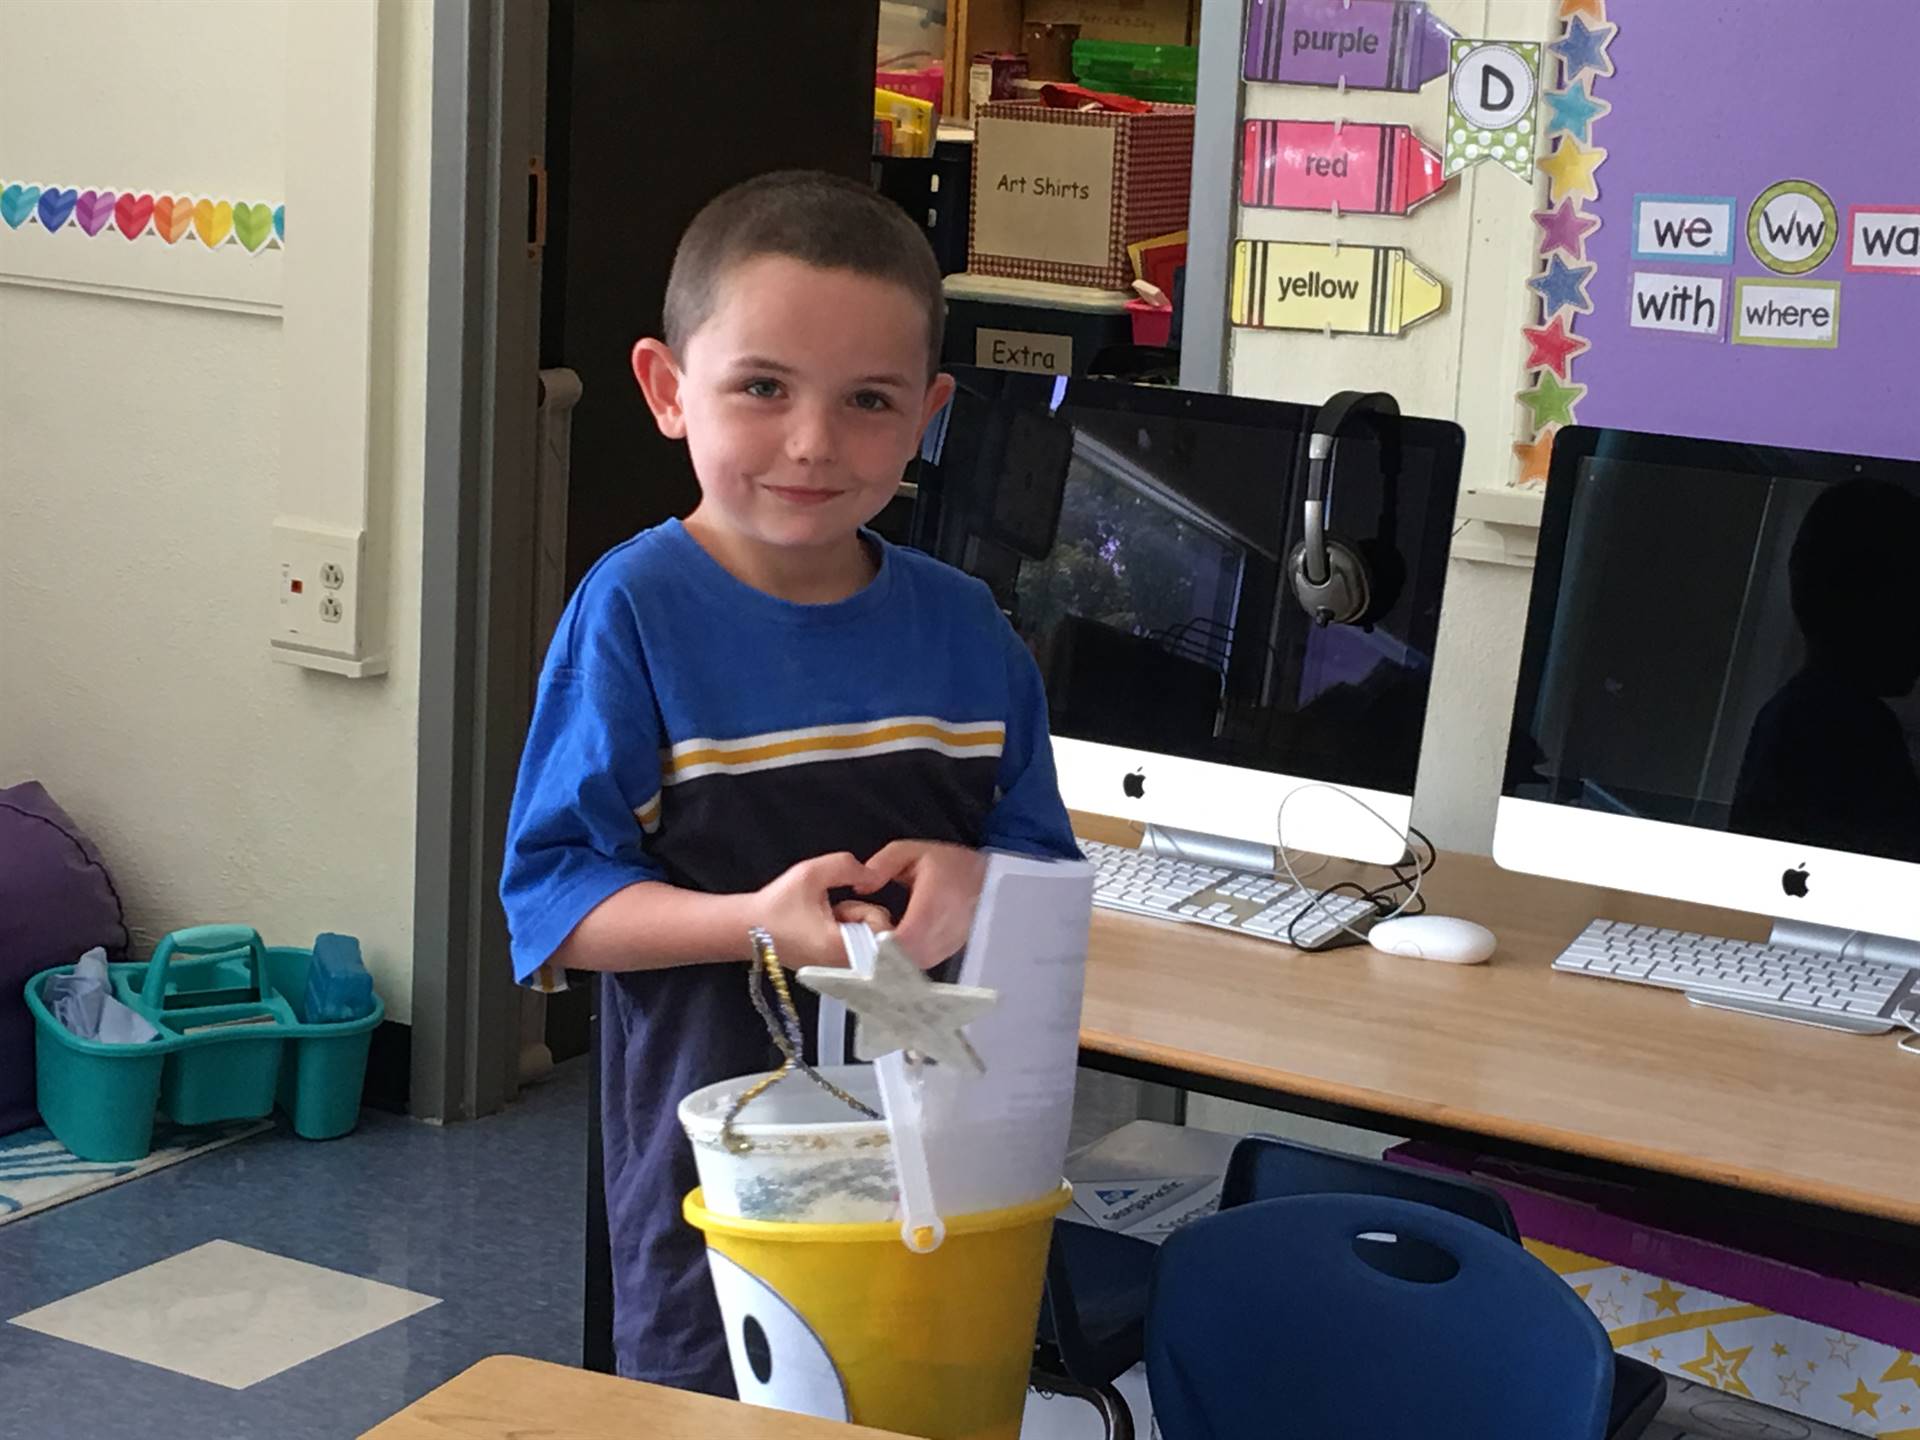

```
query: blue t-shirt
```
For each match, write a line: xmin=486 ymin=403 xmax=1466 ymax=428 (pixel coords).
xmin=500 ymin=518 xmax=1078 ymax=1392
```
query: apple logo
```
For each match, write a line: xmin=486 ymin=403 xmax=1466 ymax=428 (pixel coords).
xmin=1781 ymin=864 xmax=1811 ymax=899
xmin=1122 ymin=769 xmax=1146 ymax=800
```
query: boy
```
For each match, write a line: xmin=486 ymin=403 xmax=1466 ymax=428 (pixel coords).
xmin=499 ymin=170 xmax=1080 ymax=1395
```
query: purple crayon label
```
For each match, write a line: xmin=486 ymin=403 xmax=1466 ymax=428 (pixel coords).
xmin=1244 ymin=0 xmax=1455 ymax=92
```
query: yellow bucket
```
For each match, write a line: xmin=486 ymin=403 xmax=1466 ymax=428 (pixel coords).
xmin=685 ymin=1182 xmax=1071 ymax=1440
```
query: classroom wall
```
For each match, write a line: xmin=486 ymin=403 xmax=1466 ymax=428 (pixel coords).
xmin=0 ymin=1 xmax=432 ymax=1020
xmin=1227 ymin=0 xmax=1554 ymax=853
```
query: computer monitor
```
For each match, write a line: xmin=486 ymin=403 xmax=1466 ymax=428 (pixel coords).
xmin=911 ymin=369 xmax=1464 ymax=866
xmin=1497 ymin=426 xmax=1920 ymax=945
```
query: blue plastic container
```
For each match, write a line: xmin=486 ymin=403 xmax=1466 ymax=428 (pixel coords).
xmin=26 ymin=924 xmax=385 ymax=1161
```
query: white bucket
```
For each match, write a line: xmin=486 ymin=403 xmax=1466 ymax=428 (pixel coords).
xmin=678 ymin=1064 xmax=900 ymax=1224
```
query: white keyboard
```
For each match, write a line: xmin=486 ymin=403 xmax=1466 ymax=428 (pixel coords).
xmin=1079 ymin=839 xmax=1379 ymax=951
xmin=1553 ymin=919 xmax=1920 ymax=1034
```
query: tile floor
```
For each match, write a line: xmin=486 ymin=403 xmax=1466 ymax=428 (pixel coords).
xmin=0 ymin=1059 xmax=588 ymax=1439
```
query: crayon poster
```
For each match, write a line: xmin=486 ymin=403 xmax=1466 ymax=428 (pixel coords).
xmin=1241 ymin=121 xmax=1448 ymax=216
xmin=1231 ymin=239 xmax=1444 ymax=336
xmin=1243 ymin=0 xmax=1454 ymax=93
xmin=1575 ymin=0 xmax=1920 ymax=462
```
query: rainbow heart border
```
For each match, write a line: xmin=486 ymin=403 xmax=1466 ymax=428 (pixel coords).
xmin=0 ymin=180 xmax=284 ymax=254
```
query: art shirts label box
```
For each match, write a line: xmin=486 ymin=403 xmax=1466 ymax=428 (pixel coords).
xmin=970 ymin=100 xmax=1194 ymax=291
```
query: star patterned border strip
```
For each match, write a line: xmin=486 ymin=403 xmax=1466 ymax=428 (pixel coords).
xmin=1514 ymin=0 xmax=1616 ymax=489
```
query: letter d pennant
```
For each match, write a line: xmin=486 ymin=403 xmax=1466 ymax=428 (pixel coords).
xmin=1445 ymin=38 xmax=1542 ymax=181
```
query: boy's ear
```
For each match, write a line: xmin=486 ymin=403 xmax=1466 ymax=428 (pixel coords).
xmin=631 ymin=339 xmax=688 ymax=439
xmin=917 ymin=371 xmax=957 ymax=435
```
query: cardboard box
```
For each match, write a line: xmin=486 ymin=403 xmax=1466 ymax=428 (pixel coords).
xmin=1389 ymin=1143 xmax=1920 ymax=1438
xmin=969 ymin=99 xmax=1195 ymax=291
xmin=1023 ymin=0 xmax=1195 ymax=45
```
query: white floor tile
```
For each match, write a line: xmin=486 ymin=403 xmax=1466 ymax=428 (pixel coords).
xmin=8 ymin=1239 xmax=441 ymax=1389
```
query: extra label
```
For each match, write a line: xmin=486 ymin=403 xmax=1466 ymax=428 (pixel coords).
xmin=1241 ymin=120 xmax=1447 ymax=216
xmin=976 ymin=327 xmax=1074 ymax=374
xmin=1231 ymin=239 xmax=1445 ymax=337
xmin=1243 ymin=0 xmax=1455 ymax=93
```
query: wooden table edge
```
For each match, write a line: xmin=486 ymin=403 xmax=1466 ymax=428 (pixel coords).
xmin=1079 ymin=1027 xmax=1920 ymax=1229
xmin=361 ymin=1356 xmax=915 ymax=1438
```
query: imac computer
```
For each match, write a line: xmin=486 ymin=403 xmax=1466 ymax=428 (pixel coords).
xmin=910 ymin=368 xmax=1464 ymax=909
xmin=1497 ymin=426 xmax=1920 ymax=1030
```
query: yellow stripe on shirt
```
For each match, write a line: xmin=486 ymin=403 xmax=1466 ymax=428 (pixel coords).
xmin=633 ymin=793 xmax=662 ymax=834
xmin=661 ymin=716 xmax=1005 ymax=785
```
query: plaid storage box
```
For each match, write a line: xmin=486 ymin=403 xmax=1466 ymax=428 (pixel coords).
xmin=968 ymin=100 xmax=1195 ymax=291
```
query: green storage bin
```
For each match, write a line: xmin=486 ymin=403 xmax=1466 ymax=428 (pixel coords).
xmin=27 ymin=924 xmax=384 ymax=1161
xmin=1071 ymin=39 xmax=1198 ymax=104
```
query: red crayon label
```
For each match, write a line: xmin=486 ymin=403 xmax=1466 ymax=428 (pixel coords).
xmin=1241 ymin=119 xmax=1448 ymax=216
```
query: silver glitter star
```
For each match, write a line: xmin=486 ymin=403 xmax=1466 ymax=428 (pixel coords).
xmin=798 ymin=934 xmax=999 ymax=1074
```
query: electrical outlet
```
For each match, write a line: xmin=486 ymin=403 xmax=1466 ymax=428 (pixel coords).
xmin=271 ymin=519 xmax=383 ymax=676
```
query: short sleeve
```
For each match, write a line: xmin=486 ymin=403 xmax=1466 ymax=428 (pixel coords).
xmin=500 ymin=577 xmax=669 ymax=985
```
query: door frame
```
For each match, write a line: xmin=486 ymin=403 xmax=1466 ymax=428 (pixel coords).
xmin=412 ymin=0 xmax=548 ymax=1122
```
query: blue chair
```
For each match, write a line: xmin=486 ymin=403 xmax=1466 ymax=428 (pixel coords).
xmin=1038 ymin=1141 xmax=1533 ymax=1394
xmin=1146 ymin=1194 xmax=1617 ymax=1440
xmin=1222 ymin=1134 xmax=1518 ymax=1231
xmin=1222 ymin=1134 xmax=1665 ymax=1439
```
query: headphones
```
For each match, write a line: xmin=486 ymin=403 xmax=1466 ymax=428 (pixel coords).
xmin=1289 ymin=390 xmax=1401 ymax=628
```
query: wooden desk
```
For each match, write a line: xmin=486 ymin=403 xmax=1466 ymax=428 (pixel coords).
xmin=577 ymin=835 xmax=1920 ymax=1363
xmin=1077 ymin=846 xmax=1920 ymax=1229
xmin=362 ymin=1356 xmax=904 ymax=1439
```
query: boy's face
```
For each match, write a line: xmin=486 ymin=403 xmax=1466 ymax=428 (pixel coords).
xmin=633 ymin=256 xmax=954 ymax=555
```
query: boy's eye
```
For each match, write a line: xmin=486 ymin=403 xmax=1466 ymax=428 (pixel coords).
xmin=744 ymin=379 xmax=784 ymax=400
xmin=851 ymin=390 xmax=893 ymax=413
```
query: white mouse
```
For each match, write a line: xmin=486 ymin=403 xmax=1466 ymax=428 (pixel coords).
xmin=1367 ymin=915 xmax=1497 ymax=965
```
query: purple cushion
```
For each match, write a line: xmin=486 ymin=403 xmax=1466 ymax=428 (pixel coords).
xmin=0 ymin=782 xmax=129 ymax=1135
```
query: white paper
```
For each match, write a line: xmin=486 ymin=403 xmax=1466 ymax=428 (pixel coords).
xmin=920 ymin=853 xmax=1095 ymax=1218
xmin=1069 ymin=1174 xmax=1224 ymax=1239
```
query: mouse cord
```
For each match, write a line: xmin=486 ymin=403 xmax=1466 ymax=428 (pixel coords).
xmin=1897 ymin=1011 xmax=1920 ymax=1058
xmin=1276 ymin=782 xmax=1437 ymax=947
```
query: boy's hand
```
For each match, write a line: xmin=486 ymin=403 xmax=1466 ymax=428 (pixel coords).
xmin=752 ymin=852 xmax=890 ymax=969
xmin=863 ymin=840 xmax=988 ymax=970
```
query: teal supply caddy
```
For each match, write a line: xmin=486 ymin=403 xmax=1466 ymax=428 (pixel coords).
xmin=25 ymin=924 xmax=384 ymax=1162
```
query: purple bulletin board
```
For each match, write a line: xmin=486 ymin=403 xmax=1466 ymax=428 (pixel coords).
xmin=1575 ymin=0 xmax=1920 ymax=461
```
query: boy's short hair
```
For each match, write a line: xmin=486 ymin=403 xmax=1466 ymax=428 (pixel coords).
xmin=664 ymin=170 xmax=946 ymax=378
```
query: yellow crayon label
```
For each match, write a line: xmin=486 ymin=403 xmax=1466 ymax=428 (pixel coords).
xmin=1231 ymin=239 xmax=1446 ymax=336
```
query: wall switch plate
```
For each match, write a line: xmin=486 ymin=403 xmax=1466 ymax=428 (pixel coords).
xmin=270 ymin=518 xmax=386 ymax=677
